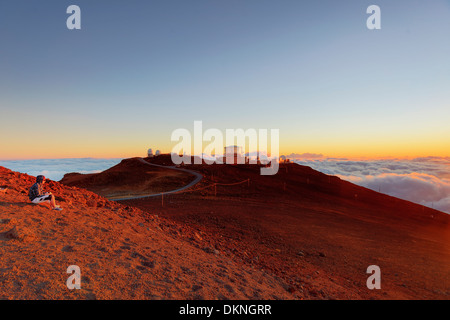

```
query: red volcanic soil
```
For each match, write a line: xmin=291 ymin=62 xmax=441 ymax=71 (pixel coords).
xmin=10 ymin=153 xmax=448 ymax=300
xmin=0 ymin=166 xmax=294 ymax=299
xmin=61 ymin=157 xmax=196 ymax=200
xmin=115 ymin=155 xmax=450 ymax=300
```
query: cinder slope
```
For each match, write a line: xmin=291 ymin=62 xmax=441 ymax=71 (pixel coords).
xmin=0 ymin=166 xmax=293 ymax=300
xmin=60 ymin=158 xmax=196 ymax=200
xmin=121 ymin=156 xmax=450 ymax=300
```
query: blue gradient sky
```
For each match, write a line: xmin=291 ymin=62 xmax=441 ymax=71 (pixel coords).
xmin=1 ymin=0 xmax=449 ymax=159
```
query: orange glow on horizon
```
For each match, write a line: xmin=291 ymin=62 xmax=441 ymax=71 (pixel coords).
xmin=1 ymin=130 xmax=449 ymax=160
xmin=1 ymin=143 xmax=449 ymax=161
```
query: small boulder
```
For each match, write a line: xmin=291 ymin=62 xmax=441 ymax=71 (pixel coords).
xmin=62 ymin=245 xmax=75 ymax=252
xmin=86 ymin=200 xmax=97 ymax=208
xmin=1 ymin=226 xmax=35 ymax=242
xmin=194 ymin=232 xmax=203 ymax=241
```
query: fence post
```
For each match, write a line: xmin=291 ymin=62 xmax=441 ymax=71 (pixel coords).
xmin=247 ymin=178 xmax=250 ymax=188
xmin=162 ymin=193 xmax=164 ymax=207
xmin=214 ymin=184 xmax=217 ymax=197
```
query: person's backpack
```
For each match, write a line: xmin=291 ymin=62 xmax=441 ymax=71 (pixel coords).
xmin=28 ymin=183 xmax=38 ymax=201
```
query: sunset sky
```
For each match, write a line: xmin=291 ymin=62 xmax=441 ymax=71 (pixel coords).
xmin=1 ymin=0 xmax=449 ymax=160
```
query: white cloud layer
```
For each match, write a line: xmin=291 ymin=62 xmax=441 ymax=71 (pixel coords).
xmin=0 ymin=158 xmax=121 ymax=181
xmin=1 ymin=156 xmax=449 ymax=214
xmin=292 ymin=157 xmax=450 ymax=214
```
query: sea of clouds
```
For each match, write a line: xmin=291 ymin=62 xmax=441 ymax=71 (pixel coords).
xmin=288 ymin=154 xmax=450 ymax=214
xmin=0 ymin=158 xmax=121 ymax=182
xmin=1 ymin=155 xmax=449 ymax=214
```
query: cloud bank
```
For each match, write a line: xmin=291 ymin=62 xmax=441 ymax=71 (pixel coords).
xmin=291 ymin=157 xmax=450 ymax=214
xmin=1 ymin=156 xmax=449 ymax=214
xmin=0 ymin=158 xmax=121 ymax=181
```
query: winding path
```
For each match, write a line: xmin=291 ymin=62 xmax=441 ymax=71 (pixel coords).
xmin=113 ymin=158 xmax=203 ymax=201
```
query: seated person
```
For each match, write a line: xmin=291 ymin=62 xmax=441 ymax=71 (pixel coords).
xmin=29 ymin=175 xmax=63 ymax=211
